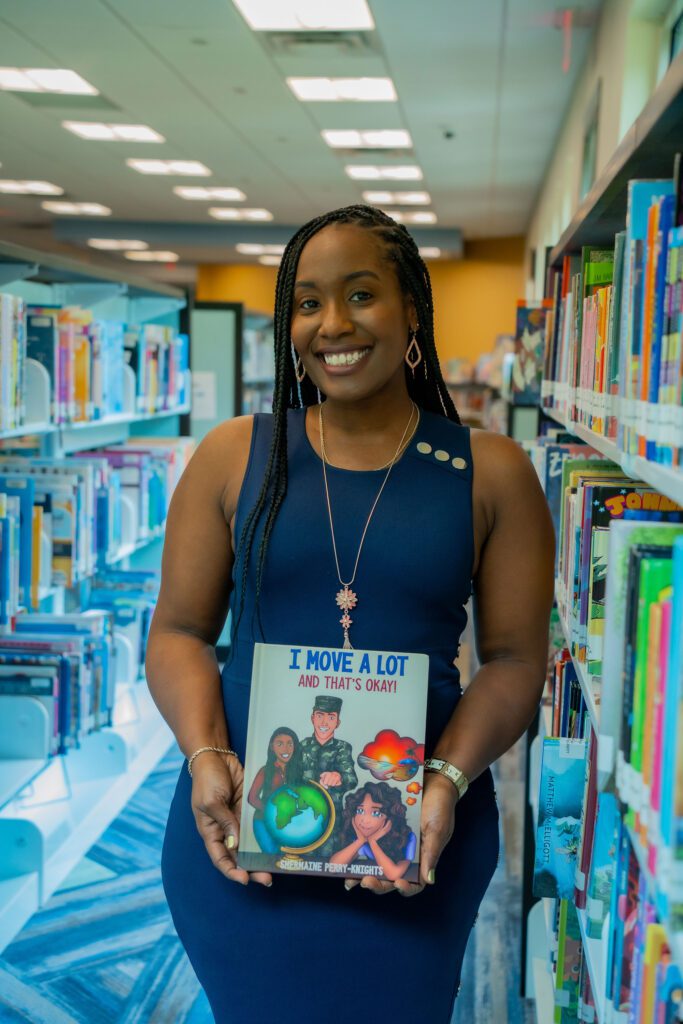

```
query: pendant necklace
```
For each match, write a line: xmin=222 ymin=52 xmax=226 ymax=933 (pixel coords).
xmin=319 ymin=401 xmax=419 ymax=650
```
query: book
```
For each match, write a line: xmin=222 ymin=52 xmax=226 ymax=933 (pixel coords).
xmin=237 ymin=642 xmax=429 ymax=881
xmin=533 ymin=736 xmax=587 ymax=899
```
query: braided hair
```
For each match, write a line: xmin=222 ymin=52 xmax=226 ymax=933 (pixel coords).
xmin=231 ymin=204 xmax=460 ymax=646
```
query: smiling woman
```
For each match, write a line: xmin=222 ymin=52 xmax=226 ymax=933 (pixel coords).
xmin=149 ymin=204 xmax=554 ymax=1024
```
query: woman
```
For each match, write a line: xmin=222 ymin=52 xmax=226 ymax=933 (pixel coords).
xmin=150 ymin=205 xmax=554 ymax=1023
xmin=247 ymin=726 xmax=303 ymax=853
xmin=330 ymin=781 xmax=417 ymax=882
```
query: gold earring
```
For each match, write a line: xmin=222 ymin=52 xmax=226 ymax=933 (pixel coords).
xmin=405 ymin=327 xmax=422 ymax=376
xmin=294 ymin=355 xmax=306 ymax=383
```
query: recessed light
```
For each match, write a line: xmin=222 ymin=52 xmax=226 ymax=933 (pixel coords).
xmin=258 ymin=255 xmax=282 ymax=266
xmin=323 ymin=129 xmax=412 ymax=149
xmin=63 ymin=122 xmax=165 ymax=142
xmin=174 ymin=186 xmax=246 ymax=201
xmin=236 ymin=243 xmax=285 ymax=255
xmin=127 ymin=159 xmax=211 ymax=176
xmin=287 ymin=77 xmax=396 ymax=102
xmin=125 ymin=250 xmax=179 ymax=262
xmin=0 ymin=180 xmax=64 ymax=195
xmin=42 ymin=201 xmax=111 ymax=215
xmin=88 ymin=239 xmax=149 ymax=251
xmin=346 ymin=165 xmax=423 ymax=181
xmin=231 ymin=0 xmax=374 ymax=31
xmin=0 ymin=68 xmax=98 ymax=94
xmin=382 ymin=209 xmax=437 ymax=224
xmin=363 ymin=190 xmax=431 ymax=205
xmin=209 ymin=207 xmax=273 ymax=221
xmin=418 ymin=247 xmax=441 ymax=259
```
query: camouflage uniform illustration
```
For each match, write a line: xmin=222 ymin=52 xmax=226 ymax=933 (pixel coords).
xmin=300 ymin=695 xmax=357 ymax=855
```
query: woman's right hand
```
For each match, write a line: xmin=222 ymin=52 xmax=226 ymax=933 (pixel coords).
xmin=190 ymin=752 xmax=272 ymax=887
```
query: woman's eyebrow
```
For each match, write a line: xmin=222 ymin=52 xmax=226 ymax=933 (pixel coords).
xmin=294 ymin=269 xmax=380 ymax=290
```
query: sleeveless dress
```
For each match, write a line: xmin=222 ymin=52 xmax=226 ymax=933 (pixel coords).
xmin=161 ymin=407 xmax=500 ymax=1024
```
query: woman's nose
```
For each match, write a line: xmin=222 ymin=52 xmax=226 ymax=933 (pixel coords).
xmin=319 ymin=301 xmax=353 ymax=338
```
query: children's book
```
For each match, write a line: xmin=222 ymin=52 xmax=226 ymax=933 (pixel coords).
xmin=586 ymin=790 xmax=618 ymax=937
xmin=533 ymin=736 xmax=587 ymax=899
xmin=237 ymin=642 xmax=429 ymax=882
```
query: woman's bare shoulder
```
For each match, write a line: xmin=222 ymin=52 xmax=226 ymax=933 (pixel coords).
xmin=186 ymin=414 xmax=255 ymax=522
xmin=469 ymin=427 xmax=542 ymax=528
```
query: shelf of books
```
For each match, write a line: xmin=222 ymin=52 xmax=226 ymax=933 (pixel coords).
xmin=0 ymin=249 xmax=196 ymax=953
xmin=517 ymin=57 xmax=683 ymax=1019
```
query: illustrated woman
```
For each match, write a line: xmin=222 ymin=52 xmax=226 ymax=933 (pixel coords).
xmin=247 ymin=726 xmax=303 ymax=853
xmin=150 ymin=204 xmax=554 ymax=1023
xmin=330 ymin=781 xmax=416 ymax=882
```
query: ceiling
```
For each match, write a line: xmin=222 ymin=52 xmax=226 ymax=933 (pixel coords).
xmin=0 ymin=0 xmax=603 ymax=283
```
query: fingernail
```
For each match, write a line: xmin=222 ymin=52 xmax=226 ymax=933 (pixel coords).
xmin=344 ymin=881 xmax=353 ymax=891
xmin=226 ymin=835 xmax=236 ymax=850
xmin=428 ymin=868 xmax=436 ymax=884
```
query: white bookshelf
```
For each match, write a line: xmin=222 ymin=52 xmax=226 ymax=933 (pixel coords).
xmin=0 ymin=248 xmax=188 ymax=954
xmin=555 ymin=603 xmax=601 ymax=734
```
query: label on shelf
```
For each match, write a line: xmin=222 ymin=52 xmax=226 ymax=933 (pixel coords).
xmin=597 ymin=734 xmax=614 ymax=774
xmin=554 ymin=989 xmax=571 ymax=1007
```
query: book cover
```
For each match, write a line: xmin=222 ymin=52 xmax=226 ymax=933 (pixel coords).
xmin=237 ymin=642 xmax=428 ymax=882
xmin=533 ymin=736 xmax=587 ymax=899
xmin=586 ymin=790 xmax=618 ymax=938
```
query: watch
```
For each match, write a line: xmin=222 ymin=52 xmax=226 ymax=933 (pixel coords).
xmin=424 ymin=757 xmax=469 ymax=800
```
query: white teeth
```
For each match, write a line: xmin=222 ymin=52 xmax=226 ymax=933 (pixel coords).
xmin=322 ymin=348 xmax=369 ymax=367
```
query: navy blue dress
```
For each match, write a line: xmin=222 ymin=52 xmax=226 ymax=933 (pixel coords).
xmin=162 ymin=407 xmax=499 ymax=1024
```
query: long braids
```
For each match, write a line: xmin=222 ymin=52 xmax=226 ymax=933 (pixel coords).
xmin=230 ymin=204 xmax=460 ymax=648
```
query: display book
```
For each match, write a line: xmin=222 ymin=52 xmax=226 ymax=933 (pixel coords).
xmin=237 ymin=642 xmax=428 ymax=882
xmin=0 ymin=291 xmax=190 ymax=430
xmin=527 ymin=427 xmax=683 ymax=1022
xmin=540 ymin=169 xmax=683 ymax=466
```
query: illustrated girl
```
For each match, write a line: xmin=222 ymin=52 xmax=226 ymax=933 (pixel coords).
xmin=330 ymin=781 xmax=416 ymax=881
xmin=247 ymin=727 xmax=304 ymax=852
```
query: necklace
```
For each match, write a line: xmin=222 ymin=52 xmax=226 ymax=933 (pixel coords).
xmin=319 ymin=401 xmax=419 ymax=649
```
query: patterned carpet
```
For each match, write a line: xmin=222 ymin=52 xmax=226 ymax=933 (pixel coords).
xmin=0 ymin=743 xmax=535 ymax=1024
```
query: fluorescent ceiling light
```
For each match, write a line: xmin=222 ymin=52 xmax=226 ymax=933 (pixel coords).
xmin=174 ymin=186 xmax=246 ymax=201
xmin=363 ymin=190 xmax=431 ymax=205
xmin=0 ymin=68 xmax=98 ymax=94
xmin=287 ymin=77 xmax=396 ymax=102
xmin=419 ymin=247 xmax=441 ymax=259
xmin=259 ymin=255 xmax=282 ymax=266
xmin=382 ymin=209 xmax=437 ymax=224
xmin=63 ymin=122 xmax=164 ymax=142
xmin=209 ymin=207 xmax=273 ymax=221
xmin=323 ymin=129 xmax=412 ymax=149
xmin=42 ymin=201 xmax=112 ymax=215
xmin=88 ymin=239 xmax=149 ymax=251
xmin=125 ymin=250 xmax=179 ymax=262
xmin=0 ymin=180 xmax=64 ymax=195
xmin=236 ymin=243 xmax=285 ymax=255
xmin=346 ymin=165 xmax=423 ymax=181
xmin=232 ymin=0 xmax=374 ymax=31
xmin=127 ymin=159 xmax=211 ymax=176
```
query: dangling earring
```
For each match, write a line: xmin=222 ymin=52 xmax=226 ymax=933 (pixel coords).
xmin=405 ymin=326 xmax=422 ymax=377
xmin=294 ymin=355 xmax=306 ymax=383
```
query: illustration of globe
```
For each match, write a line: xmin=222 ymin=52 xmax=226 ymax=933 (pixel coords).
xmin=262 ymin=781 xmax=335 ymax=853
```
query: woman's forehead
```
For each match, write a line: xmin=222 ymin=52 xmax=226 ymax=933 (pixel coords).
xmin=297 ymin=222 xmax=385 ymax=272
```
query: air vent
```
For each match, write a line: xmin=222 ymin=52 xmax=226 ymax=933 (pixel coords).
xmin=264 ymin=30 xmax=378 ymax=56
xmin=13 ymin=93 xmax=120 ymax=111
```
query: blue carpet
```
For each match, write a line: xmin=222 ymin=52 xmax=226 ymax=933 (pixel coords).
xmin=0 ymin=743 xmax=534 ymax=1023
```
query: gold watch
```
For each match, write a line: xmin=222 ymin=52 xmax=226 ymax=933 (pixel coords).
xmin=424 ymin=757 xmax=469 ymax=800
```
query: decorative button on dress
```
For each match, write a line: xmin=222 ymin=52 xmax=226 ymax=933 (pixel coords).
xmin=161 ymin=407 xmax=500 ymax=1024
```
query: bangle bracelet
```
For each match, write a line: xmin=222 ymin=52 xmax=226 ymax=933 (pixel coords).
xmin=187 ymin=746 xmax=238 ymax=777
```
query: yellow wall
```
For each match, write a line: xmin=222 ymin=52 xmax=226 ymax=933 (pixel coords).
xmin=197 ymin=236 xmax=525 ymax=368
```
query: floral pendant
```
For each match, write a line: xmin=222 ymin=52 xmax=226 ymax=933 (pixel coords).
xmin=335 ymin=585 xmax=358 ymax=650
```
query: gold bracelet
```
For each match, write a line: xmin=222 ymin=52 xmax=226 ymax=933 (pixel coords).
xmin=187 ymin=746 xmax=238 ymax=777
xmin=424 ymin=757 xmax=469 ymax=800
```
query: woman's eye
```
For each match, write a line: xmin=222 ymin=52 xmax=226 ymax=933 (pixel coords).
xmin=350 ymin=290 xmax=372 ymax=302
xmin=372 ymin=810 xmax=382 ymax=817
xmin=356 ymin=808 xmax=364 ymax=815
xmin=299 ymin=298 xmax=319 ymax=310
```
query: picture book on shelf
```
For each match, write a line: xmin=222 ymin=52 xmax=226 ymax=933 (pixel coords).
xmin=533 ymin=736 xmax=587 ymax=899
xmin=237 ymin=642 xmax=428 ymax=881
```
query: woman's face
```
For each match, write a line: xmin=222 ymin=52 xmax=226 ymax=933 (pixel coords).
xmin=354 ymin=793 xmax=388 ymax=837
xmin=291 ymin=223 xmax=415 ymax=403
xmin=272 ymin=734 xmax=294 ymax=763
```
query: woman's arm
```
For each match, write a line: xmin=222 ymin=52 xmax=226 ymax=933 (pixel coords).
xmin=366 ymin=837 xmax=410 ymax=882
xmin=247 ymin=767 xmax=266 ymax=812
xmin=330 ymin=836 xmax=365 ymax=865
xmin=432 ymin=430 xmax=555 ymax=779
xmin=144 ymin=416 xmax=270 ymax=885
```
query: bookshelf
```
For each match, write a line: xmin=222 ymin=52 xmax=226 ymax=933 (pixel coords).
xmin=0 ymin=249 xmax=189 ymax=953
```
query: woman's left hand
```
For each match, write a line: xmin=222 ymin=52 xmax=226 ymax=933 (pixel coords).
xmin=346 ymin=773 xmax=458 ymax=896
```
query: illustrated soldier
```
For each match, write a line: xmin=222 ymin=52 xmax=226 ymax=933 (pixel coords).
xmin=300 ymin=695 xmax=357 ymax=852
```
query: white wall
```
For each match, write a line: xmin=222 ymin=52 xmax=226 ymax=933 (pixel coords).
xmin=525 ymin=0 xmax=678 ymax=299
